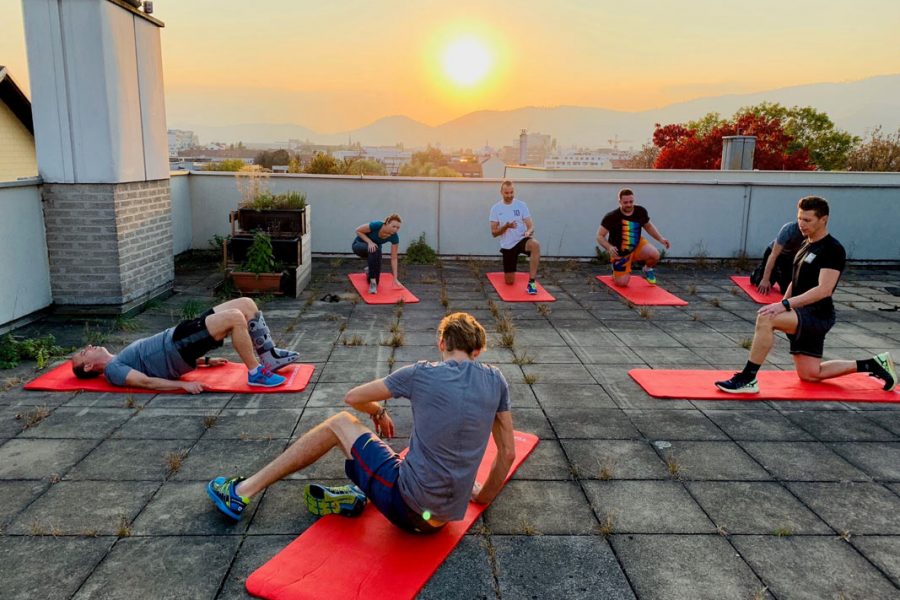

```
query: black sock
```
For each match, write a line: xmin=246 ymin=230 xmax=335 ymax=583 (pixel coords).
xmin=857 ymin=358 xmax=876 ymax=373
xmin=740 ymin=361 xmax=761 ymax=379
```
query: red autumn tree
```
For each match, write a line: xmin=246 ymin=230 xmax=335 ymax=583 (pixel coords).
xmin=652 ymin=113 xmax=815 ymax=170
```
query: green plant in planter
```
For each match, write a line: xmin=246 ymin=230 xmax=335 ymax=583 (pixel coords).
xmin=243 ymin=191 xmax=307 ymax=210
xmin=243 ymin=231 xmax=277 ymax=275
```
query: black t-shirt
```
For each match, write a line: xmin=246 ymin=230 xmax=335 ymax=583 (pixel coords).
xmin=790 ymin=234 xmax=846 ymax=317
xmin=601 ymin=206 xmax=650 ymax=254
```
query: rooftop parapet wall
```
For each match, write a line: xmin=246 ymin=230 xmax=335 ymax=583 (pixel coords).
xmin=181 ymin=172 xmax=900 ymax=261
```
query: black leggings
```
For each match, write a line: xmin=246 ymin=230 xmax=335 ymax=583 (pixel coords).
xmin=352 ymin=240 xmax=382 ymax=284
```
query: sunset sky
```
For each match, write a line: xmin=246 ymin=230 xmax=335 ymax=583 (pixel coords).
xmin=2 ymin=0 xmax=899 ymax=132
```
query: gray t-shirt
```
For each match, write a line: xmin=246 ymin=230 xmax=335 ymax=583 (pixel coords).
xmin=104 ymin=328 xmax=193 ymax=386
xmin=774 ymin=222 xmax=804 ymax=256
xmin=384 ymin=359 xmax=510 ymax=521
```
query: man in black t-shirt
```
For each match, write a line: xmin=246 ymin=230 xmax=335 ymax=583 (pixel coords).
xmin=596 ymin=188 xmax=670 ymax=286
xmin=749 ymin=221 xmax=805 ymax=295
xmin=716 ymin=196 xmax=896 ymax=394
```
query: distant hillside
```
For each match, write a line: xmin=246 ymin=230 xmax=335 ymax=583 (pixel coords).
xmin=181 ymin=74 xmax=900 ymax=149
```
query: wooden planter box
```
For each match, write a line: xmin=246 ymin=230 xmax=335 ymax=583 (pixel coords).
xmin=232 ymin=207 xmax=307 ymax=236
xmin=226 ymin=235 xmax=302 ymax=266
xmin=230 ymin=271 xmax=284 ymax=295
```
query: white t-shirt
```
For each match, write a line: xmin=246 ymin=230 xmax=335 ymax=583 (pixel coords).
xmin=489 ymin=199 xmax=531 ymax=250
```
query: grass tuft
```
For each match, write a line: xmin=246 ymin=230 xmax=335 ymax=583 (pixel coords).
xmin=343 ymin=335 xmax=365 ymax=346
xmin=523 ymin=373 xmax=539 ymax=385
xmin=638 ymin=307 xmax=653 ymax=319
xmin=165 ymin=450 xmax=188 ymax=474
xmin=202 ymin=415 xmax=218 ymax=429
xmin=537 ymin=304 xmax=551 ymax=316
xmin=772 ymin=526 xmax=794 ymax=537
xmin=665 ymin=455 xmax=681 ymax=478
xmin=597 ymin=513 xmax=615 ymax=537
xmin=16 ymin=406 xmax=50 ymax=430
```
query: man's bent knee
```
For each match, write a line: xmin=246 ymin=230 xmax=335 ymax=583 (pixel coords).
xmin=797 ymin=370 xmax=822 ymax=383
xmin=526 ymin=238 xmax=540 ymax=252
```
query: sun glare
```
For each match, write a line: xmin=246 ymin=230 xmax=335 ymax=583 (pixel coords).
xmin=442 ymin=37 xmax=492 ymax=87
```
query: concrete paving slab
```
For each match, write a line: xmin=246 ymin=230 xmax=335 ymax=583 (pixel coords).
xmin=0 ymin=480 xmax=47 ymax=527
xmin=0 ymin=537 xmax=115 ymax=600
xmin=216 ymin=534 xmax=295 ymax=599
xmin=112 ymin=408 xmax=212 ymax=440
xmin=0 ymin=438 xmax=97 ymax=479
xmin=829 ymin=442 xmax=900 ymax=481
xmin=850 ymin=536 xmax=900 ymax=587
xmin=783 ymin=410 xmax=898 ymax=442
xmin=787 ymin=482 xmax=900 ymax=534
xmin=145 ymin=392 xmax=236 ymax=410
xmin=317 ymin=360 xmax=391 ymax=383
xmin=531 ymin=383 xmax=616 ymax=408
xmin=418 ymin=535 xmax=497 ymax=600
xmin=686 ymin=481 xmax=832 ymax=535
xmin=200 ymin=408 xmax=302 ymax=440
xmin=132 ymin=481 xmax=254 ymax=535
xmin=584 ymin=481 xmax=714 ymax=534
xmin=545 ymin=407 xmax=641 ymax=439
xmin=702 ymin=409 xmax=814 ymax=441
xmin=18 ymin=407 xmax=135 ymax=439
xmin=563 ymin=439 xmax=670 ymax=480
xmin=61 ymin=391 xmax=152 ymax=408
xmin=740 ymin=441 xmax=870 ymax=481
xmin=508 ymin=407 xmax=555 ymax=439
xmin=65 ymin=439 xmax=193 ymax=481
xmin=506 ymin=383 xmax=540 ymax=408
xmin=512 ymin=438 xmax=570 ymax=480
xmin=493 ymin=535 xmax=636 ymax=600
xmin=660 ymin=441 xmax=772 ymax=481
xmin=172 ymin=439 xmax=288 ymax=481
xmin=521 ymin=363 xmax=596 ymax=384
xmin=731 ymin=535 xmax=899 ymax=600
xmin=626 ymin=409 xmax=728 ymax=441
xmin=611 ymin=534 xmax=767 ymax=600
xmin=73 ymin=535 xmax=241 ymax=600
xmin=486 ymin=480 xmax=597 ymax=535
xmin=8 ymin=480 xmax=158 ymax=535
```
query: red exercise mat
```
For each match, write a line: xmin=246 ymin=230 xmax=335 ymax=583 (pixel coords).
xmin=348 ymin=273 xmax=419 ymax=304
xmin=486 ymin=272 xmax=555 ymax=302
xmin=24 ymin=361 xmax=315 ymax=394
xmin=629 ymin=369 xmax=900 ymax=403
xmin=596 ymin=275 xmax=688 ymax=306
xmin=730 ymin=276 xmax=783 ymax=304
xmin=246 ymin=431 xmax=539 ymax=600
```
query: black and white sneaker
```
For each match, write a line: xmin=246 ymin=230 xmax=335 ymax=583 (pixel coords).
xmin=870 ymin=352 xmax=897 ymax=392
xmin=715 ymin=373 xmax=759 ymax=394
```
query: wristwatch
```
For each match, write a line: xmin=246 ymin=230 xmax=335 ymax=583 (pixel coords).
xmin=781 ymin=299 xmax=791 ymax=311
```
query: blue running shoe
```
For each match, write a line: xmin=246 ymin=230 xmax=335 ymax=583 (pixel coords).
xmin=248 ymin=365 xmax=286 ymax=387
xmin=207 ymin=476 xmax=249 ymax=520
xmin=526 ymin=281 xmax=538 ymax=295
xmin=714 ymin=373 xmax=759 ymax=394
xmin=304 ymin=483 xmax=367 ymax=517
xmin=644 ymin=268 xmax=657 ymax=285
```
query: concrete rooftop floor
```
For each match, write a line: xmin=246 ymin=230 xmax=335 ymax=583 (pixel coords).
xmin=1 ymin=255 xmax=899 ymax=600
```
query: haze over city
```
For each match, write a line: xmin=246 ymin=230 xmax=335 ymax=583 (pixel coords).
xmin=2 ymin=0 xmax=899 ymax=142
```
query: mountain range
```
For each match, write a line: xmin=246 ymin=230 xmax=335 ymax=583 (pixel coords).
xmin=184 ymin=74 xmax=900 ymax=150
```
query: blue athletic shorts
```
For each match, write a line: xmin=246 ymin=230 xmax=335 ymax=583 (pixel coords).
xmin=345 ymin=432 xmax=444 ymax=534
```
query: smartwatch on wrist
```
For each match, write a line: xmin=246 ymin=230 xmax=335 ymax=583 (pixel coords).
xmin=781 ymin=299 xmax=791 ymax=311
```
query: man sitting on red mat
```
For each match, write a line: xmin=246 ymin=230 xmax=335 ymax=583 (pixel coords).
xmin=596 ymin=188 xmax=670 ymax=287
xmin=716 ymin=196 xmax=896 ymax=394
xmin=206 ymin=312 xmax=516 ymax=534
xmin=490 ymin=180 xmax=542 ymax=295
xmin=70 ymin=297 xmax=298 ymax=392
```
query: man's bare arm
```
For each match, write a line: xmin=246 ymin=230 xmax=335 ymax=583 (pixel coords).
xmin=123 ymin=370 xmax=203 ymax=394
xmin=757 ymin=241 xmax=784 ymax=294
xmin=472 ymin=411 xmax=515 ymax=504
xmin=643 ymin=222 xmax=670 ymax=249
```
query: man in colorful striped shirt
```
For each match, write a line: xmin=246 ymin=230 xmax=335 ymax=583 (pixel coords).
xmin=596 ymin=188 xmax=670 ymax=286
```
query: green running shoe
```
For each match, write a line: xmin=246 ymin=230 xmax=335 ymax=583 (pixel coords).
xmin=207 ymin=476 xmax=249 ymax=520
xmin=643 ymin=268 xmax=657 ymax=285
xmin=871 ymin=352 xmax=897 ymax=392
xmin=304 ymin=483 xmax=367 ymax=517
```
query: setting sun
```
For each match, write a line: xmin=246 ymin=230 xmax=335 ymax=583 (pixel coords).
xmin=442 ymin=37 xmax=492 ymax=87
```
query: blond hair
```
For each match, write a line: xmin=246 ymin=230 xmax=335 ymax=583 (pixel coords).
xmin=384 ymin=213 xmax=402 ymax=224
xmin=437 ymin=312 xmax=487 ymax=355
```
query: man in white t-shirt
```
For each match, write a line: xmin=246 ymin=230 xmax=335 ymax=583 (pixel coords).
xmin=489 ymin=180 xmax=542 ymax=294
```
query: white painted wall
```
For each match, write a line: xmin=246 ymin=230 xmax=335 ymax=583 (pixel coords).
xmin=0 ymin=180 xmax=52 ymax=325
xmin=170 ymin=172 xmax=192 ymax=254
xmin=183 ymin=172 xmax=900 ymax=260
xmin=22 ymin=0 xmax=168 ymax=183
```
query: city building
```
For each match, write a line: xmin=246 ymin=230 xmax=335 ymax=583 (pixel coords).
xmin=0 ymin=66 xmax=37 ymax=181
xmin=167 ymin=129 xmax=198 ymax=156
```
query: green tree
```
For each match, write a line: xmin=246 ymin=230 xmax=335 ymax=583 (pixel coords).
xmin=203 ymin=159 xmax=245 ymax=171
xmin=304 ymin=152 xmax=342 ymax=174
xmin=846 ymin=127 xmax=900 ymax=171
xmin=255 ymin=149 xmax=291 ymax=169
xmin=344 ymin=159 xmax=387 ymax=175
xmin=738 ymin=103 xmax=857 ymax=170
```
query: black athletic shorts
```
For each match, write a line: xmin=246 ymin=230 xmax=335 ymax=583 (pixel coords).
xmin=500 ymin=237 xmax=531 ymax=273
xmin=786 ymin=308 xmax=835 ymax=358
xmin=172 ymin=308 xmax=223 ymax=366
